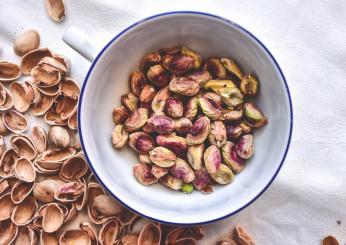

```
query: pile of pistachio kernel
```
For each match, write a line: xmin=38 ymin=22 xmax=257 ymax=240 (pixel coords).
xmin=112 ymin=46 xmax=267 ymax=193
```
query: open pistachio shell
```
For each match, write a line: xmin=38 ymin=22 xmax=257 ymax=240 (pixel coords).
xmin=0 ymin=220 xmax=18 ymax=244
xmin=0 ymin=115 xmax=9 ymax=135
xmin=240 ymin=74 xmax=259 ymax=97
xmin=124 ymin=108 xmax=148 ymax=132
xmin=11 ymin=134 xmax=37 ymax=160
xmin=59 ymin=229 xmax=91 ymax=245
xmin=54 ymin=180 xmax=84 ymax=203
xmin=9 ymin=81 xmax=32 ymax=112
xmin=204 ymin=145 xmax=221 ymax=174
xmin=222 ymin=141 xmax=245 ymax=173
xmin=36 ymin=82 xmax=61 ymax=96
xmin=3 ymin=110 xmax=28 ymax=133
xmin=92 ymin=194 xmax=124 ymax=216
xmin=33 ymin=178 xmax=65 ymax=203
xmin=138 ymin=223 xmax=161 ymax=245
xmin=170 ymin=158 xmax=195 ymax=183
xmin=0 ymin=136 xmax=6 ymax=159
xmin=0 ymin=149 xmax=19 ymax=178
xmin=133 ymin=163 xmax=157 ymax=186
xmin=87 ymin=182 xmax=107 ymax=224
xmin=74 ymin=178 xmax=87 ymax=211
xmin=45 ymin=0 xmax=65 ymax=22
xmin=80 ymin=222 xmax=99 ymax=245
xmin=20 ymin=48 xmax=53 ymax=75
xmin=0 ymin=193 xmax=15 ymax=221
xmin=149 ymin=147 xmax=177 ymax=168
xmin=11 ymin=180 xmax=34 ymax=204
xmin=48 ymin=126 xmax=70 ymax=149
xmin=39 ymin=56 xmax=68 ymax=74
xmin=32 ymin=65 xmax=61 ymax=88
xmin=0 ymin=84 xmax=7 ymax=106
xmin=209 ymin=164 xmax=234 ymax=185
xmin=0 ymin=86 xmax=13 ymax=111
xmin=186 ymin=116 xmax=211 ymax=145
xmin=209 ymin=121 xmax=227 ymax=148
xmin=25 ymin=81 xmax=41 ymax=104
xmin=0 ymin=177 xmax=17 ymax=196
xmin=14 ymin=157 xmax=36 ymax=182
xmin=159 ymin=174 xmax=183 ymax=191
xmin=59 ymin=154 xmax=87 ymax=181
xmin=0 ymin=61 xmax=21 ymax=81
xmin=42 ymin=203 xmax=64 ymax=233
xmin=187 ymin=144 xmax=204 ymax=170
xmin=41 ymin=147 xmax=76 ymax=162
xmin=33 ymin=94 xmax=54 ymax=116
xmin=234 ymin=225 xmax=256 ymax=245
xmin=61 ymin=77 xmax=80 ymax=98
xmin=63 ymin=203 xmax=78 ymax=224
xmin=13 ymin=226 xmax=37 ymax=245
xmin=151 ymin=86 xmax=170 ymax=113
xmin=216 ymin=237 xmax=238 ymax=245
xmin=166 ymin=226 xmax=205 ymax=244
xmin=244 ymin=102 xmax=267 ymax=128
xmin=11 ymin=195 xmax=37 ymax=226
xmin=44 ymin=108 xmax=68 ymax=126
xmin=55 ymin=94 xmax=78 ymax=120
xmin=31 ymin=126 xmax=48 ymax=153
xmin=99 ymin=217 xmax=125 ymax=245
xmin=68 ymin=109 xmax=77 ymax=130
xmin=121 ymin=234 xmax=138 ymax=245
xmin=220 ymin=58 xmax=243 ymax=80
xmin=40 ymin=231 xmax=59 ymax=245
xmin=34 ymin=157 xmax=62 ymax=174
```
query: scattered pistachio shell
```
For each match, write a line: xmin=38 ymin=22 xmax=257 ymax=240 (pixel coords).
xmin=59 ymin=229 xmax=91 ymax=245
xmin=11 ymin=195 xmax=37 ymax=226
xmin=55 ymin=94 xmax=78 ymax=120
xmin=41 ymin=147 xmax=76 ymax=162
xmin=138 ymin=223 xmax=161 ymax=245
xmin=20 ymin=48 xmax=53 ymax=75
xmin=41 ymin=203 xmax=64 ymax=233
xmin=48 ymin=126 xmax=70 ymax=149
xmin=149 ymin=147 xmax=176 ymax=168
xmin=45 ymin=0 xmax=66 ymax=22
xmin=0 ymin=114 xmax=9 ymax=135
xmin=40 ymin=231 xmax=59 ymax=245
xmin=54 ymin=181 xmax=84 ymax=203
xmin=0 ymin=193 xmax=15 ymax=221
xmin=13 ymin=226 xmax=37 ymax=245
xmin=0 ymin=86 xmax=14 ymax=111
xmin=14 ymin=30 xmax=40 ymax=56
xmin=99 ymin=217 xmax=125 ymax=245
xmin=14 ymin=157 xmax=36 ymax=182
xmin=0 ymin=220 xmax=18 ymax=244
xmin=0 ymin=84 xmax=7 ymax=107
xmin=39 ymin=56 xmax=67 ymax=74
xmin=0 ymin=136 xmax=6 ymax=158
xmin=31 ymin=126 xmax=48 ymax=153
xmin=33 ymin=178 xmax=65 ymax=203
xmin=59 ymin=154 xmax=87 ymax=181
xmin=234 ymin=225 xmax=256 ymax=245
xmin=67 ymin=110 xmax=77 ymax=130
xmin=11 ymin=181 xmax=34 ymax=204
xmin=112 ymin=125 xmax=129 ymax=149
xmin=216 ymin=237 xmax=238 ymax=245
xmin=36 ymin=82 xmax=61 ymax=96
xmin=87 ymin=182 xmax=107 ymax=224
xmin=93 ymin=194 xmax=124 ymax=216
xmin=11 ymin=134 xmax=37 ymax=160
xmin=0 ymin=149 xmax=19 ymax=178
xmin=3 ymin=110 xmax=28 ymax=133
xmin=9 ymin=81 xmax=32 ymax=112
xmin=121 ymin=234 xmax=139 ymax=245
xmin=44 ymin=108 xmax=68 ymax=126
xmin=0 ymin=61 xmax=21 ymax=81
xmin=33 ymin=94 xmax=54 ymax=116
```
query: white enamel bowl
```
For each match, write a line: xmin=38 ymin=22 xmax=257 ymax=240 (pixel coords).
xmin=63 ymin=11 xmax=293 ymax=225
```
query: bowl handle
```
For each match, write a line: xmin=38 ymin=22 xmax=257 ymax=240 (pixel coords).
xmin=62 ymin=26 xmax=99 ymax=62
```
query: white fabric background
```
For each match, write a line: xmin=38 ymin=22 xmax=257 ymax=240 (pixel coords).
xmin=1 ymin=0 xmax=346 ymax=244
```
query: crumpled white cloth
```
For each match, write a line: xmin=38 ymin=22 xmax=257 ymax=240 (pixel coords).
xmin=1 ymin=0 xmax=346 ymax=244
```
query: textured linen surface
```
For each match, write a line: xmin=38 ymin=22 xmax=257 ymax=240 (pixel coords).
xmin=1 ymin=0 xmax=346 ymax=244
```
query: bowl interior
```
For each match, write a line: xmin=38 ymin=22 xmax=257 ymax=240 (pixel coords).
xmin=79 ymin=12 xmax=292 ymax=224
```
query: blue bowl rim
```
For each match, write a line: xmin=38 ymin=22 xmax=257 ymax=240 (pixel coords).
xmin=77 ymin=10 xmax=293 ymax=226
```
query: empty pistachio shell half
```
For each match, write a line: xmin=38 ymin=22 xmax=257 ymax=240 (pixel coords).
xmin=139 ymin=51 xmax=162 ymax=72
xmin=31 ymin=126 xmax=48 ymax=153
xmin=133 ymin=163 xmax=157 ymax=186
xmin=170 ymin=158 xmax=195 ymax=183
xmin=149 ymin=147 xmax=176 ymax=168
xmin=67 ymin=110 xmax=77 ymax=131
xmin=10 ymin=134 xmax=37 ymax=160
xmin=147 ymin=64 xmax=170 ymax=88
xmin=138 ymin=223 xmax=161 ymax=245
xmin=40 ymin=147 xmax=76 ymax=163
xmin=11 ymin=195 xmax=37 ymax=226
xmin=174 ymin=117 xmax=192 ymax=135
xmin=3 ymin=110 xmax=28 ymax=133
xmin=159 ymin=174 xmax=183 ymax=191
xmin=20 ymin=48 xmax=53 ymax=75
xmin=54 ymin=181 xmax=84 ymax=203
xmin=0 ymin=84 xmax=7 ymax=106
xmin=162 ymin=54 xmax=195 ymax=74
xmin=14 ymin=157 xmax=36 ymax=182
xmin=151 ymin=86 xmax=170 ymax=113
xmin=11 ymin=181 xmax=34 ymax=204
xmin=13 ymin=226 xmax=37 ymax=245
xmin=147 ymin=114 xmax=175 ymax=135
xmin=156 ymin=133 xmax=187 ymax=156
xmin=222 ymin=141 xmax=245 ymax=173
xmin=55 ymin=94 xmax=78 ymax=121
xmin=39 ymin=56 xmax=68 ymax=74
xmin=169 ymin=77 xmax=200 ymax=96
xmin=40 ymin=231 xmax=59 ymax=245
xmin=9 ymin=81 xmax=32 ymax=113
xmin=0 ymin=149 xmax=19 ymax=178
xmin=44 ymin=0 xmax=65 ymax=22
xmin=128 ymin=132 xmax=153 ymax=154
xmin=187 ymin=70 xmax=212 ymax=86
xmin=0 ymin=61 xmax=21 ymax=82
xmin=0 ymin=136 xmax=5 ymax=159
xmin=220 ymin=58 xmax=243 ymax=80
xmin=186 ymin=116 xmax=211 ymax=145
xmin=33 ymin=178 xmax=65 ymax=203
xmin=112 ymin=125 xmax=129 ymax=149
xmin=198 ymin=97 xmax=222 ymax=120
xmin=208 ymin=58 xmax=227 ymax=78
xmin=14 ymin=30 xmax=40 ymax=56
xmin=0 ymin=86 xmax=13 ymax=111
xmin=204 ymin=145 xmax=222 ymax=175
xmin=59 ymin=154 xmax=87 ymax=181
xmin=187 ymin=144 xmax=204 ymax=171
xmin=48 ymin=126 xmax=70 ymax=149
xmin=36 ymin=82 xmax=61 ymax=96
xmin=244 ymin=102 xmax=267 ymax=128
xmin=92 ymin=194 xmax=123 ymax=216
xmin=240 ymin=74 xmax=259 ymax=96
xmin=32 ymin=94 xmax=54 ymax=116
xmin=124 ymin=108 xmax=148 ymax=132
xmin=209 ymin=121 xmax=227 ymax=148
xmin=151 ymin=165 xmax=169 ymax=179
xmin=98 ymin=217 xmax=125 ymax=245
xmin=87 ymin=182 xmax=107 ymax=224
xmin=0 ymin=193 xmax=15 ymax=221
xmin=234 ymin=225 xmax=256 ymax=245
xmin=236 ymin=134 xmax=254 ymax=159
xmin=0 ymin=220 xmax=18 ymax=244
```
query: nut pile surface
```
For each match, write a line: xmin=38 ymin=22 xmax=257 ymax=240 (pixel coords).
xmin=112 ymin=46 xmax=267 ymax=193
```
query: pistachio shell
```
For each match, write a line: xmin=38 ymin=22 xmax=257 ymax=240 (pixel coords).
xmin=32 ymin=65 xmax=61 ymax=87
xmin=147 ymin=114 xmax=175 ymax=135
xmin=14 ymin=30 xmax=40 ymax=56
xmin=31 ymin=126 xmax=48 ymax=153
xmin=11 ymin=181 xmax=34 ymax=204
xmin=209 ymin=164 xmax=234 ymax=184
xmin=11 ymin=195 xmax=37 ymax=226
xmin=216 ymin=237 xmax=238 ymax=245
xmin=68 ymin=110 xmax=77 ymax=130
xmin=0 ymin=149 xmax=19 ymax=178
xmin=151 ymin=86 xmax=170 ymax=113
xmin=55 ymin=94 xmax=78 ymax=120
xmin=0 ymin=86 xmax=13 ymax=111
xmin=187 ymin=144 xmax=204 ymax=170
xmin=25 ymin=81 xmax=41 ymax=104
xmin=174 ymin=117 xmax=192 ymax=135
xmin=14 ymin=157 xmax=36 ymax=182
xmin=80 ymin=222 xmax=98 ymax=245
xmin=220 ymin=58 xmax=243 ymax=80
xmin=32 ymin=94 xmax=54 ymax=116
xmin=11 ymin=134 xmax=37 ymax=160
xmin=0 ymin=136 xmax=6 ymax=158
xmin=240 ymin=74 xmax=259 ymax=96
xmin=204 ymin=145 xmax=221 ymax=174
xmin=222 ymin=141 xmax=245 ymax=173
xmin=44 ymin=108 xmax=68 ymax=126
xmin=121 ymin=234 xmax=138 ymax=245
xmin=112 ymin=125 xmax=129 ymax=149
xmin=41 ymin=203 xmax=64 ymax=233
xmin=166 ymin=226 xmax=205 ymax=243
xmin=187 ymin=70 xmax=212 ymax=86
xmin=234 ymin=225 xmax=256 ymax=245
xmin=41 ymin=147 xmax=76 ymax=162
xmin=61 ymin=77 xmax=80 ymax=98
xmin=159 ymin=174 xmax=183 ymax=190
xmin=170 ymin=158 xmax=195 ymax=183
xmin=87 ymin=182 xmax=107 ymax=224
xmin=0 ymin=114 xmax=9 ymax=135
xmin=0 ymin=84 xmax=7 ymax=107
xmin=48 ymin=126 xmax=70 ymax=149
xmin=99 ymin=217 xmax=125 ymax=245
xmin=149 ymin=147 xmax=177 ymax=168
xmin=59 ymin=154 xmax=87 ymax=181
xmin=39 ymin=56 xmax=67 ymax=74
xmin=54 ymin=181 xmax=84 ymax=203
xmin=184 ymin=97 xmax=199 ymax=120
xmin=20 ymin=48 xmax=53 ymax=75
xmin=0 ymin=220 xmax=18 ymax=244
xmin=186 ymin=116 xmax=211 ymax=145
xmin=45 ymin=0 xmax=65 ymax=22
xmin=322 ymin=236 xmax=339 ymax=245
xmin=156 ymin=134 xmax=187 ymax=156
xmin=124 ymin=108 xmax=148 ymax=132
xmin=147 ymin=64 xmax=170 ymax=88
xmin=133 ymin=163 xmax=157 ymax=185
xmin=169 ymin=77 xmax=200 ymax=96
xmin=0 ymin=177 xmax=16 ymax=196
xmin=129 ymin=132 xmax=154 ymax=153
xmin=0 ymin=193 xmax=15 ymax=221
xmin=59 ymin=229 xmax=91 ymax=245
xmin=138 ymin=223 xmax=161 ymax=245
xmin=244 ymin=102 xmax=267 ymax=128
xmin=198 ymin=97 xmax=222 ymax=120
xmin=36 ymin=82 xmax=61 ymax=96
xmin=13 ymin=226 xmax=37 ymax=245
xmin=3 ymin=110 xmax=28 ymax=133
xmin=40 ymin=231 xmax=59 ymax=245
xmin=9 ymin=81 xmax=32 ymax=112
xmin=33 ymin=178 xmax=65 ymax=203
xmin=236 ymin=134 xmax=254 ymax=159
xmin=75 ymin=178 xmax=88 ymax=211
xmin=0 ymin=61 xmax=21 ymax=81
xmin=92 ymin=194 xmax=124 ymax=216
xmin=209 ymin=121 xmax=227 ymax=147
